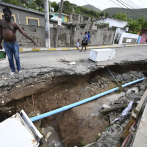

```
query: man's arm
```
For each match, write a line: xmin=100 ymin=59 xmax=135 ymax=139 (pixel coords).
xmin=15 ymin=23 xmax=37 ymax=45
xmin=0 ymin=20 xmax=3 ymax=49
xmin=84 ymin=36 xmax=87 ymax=42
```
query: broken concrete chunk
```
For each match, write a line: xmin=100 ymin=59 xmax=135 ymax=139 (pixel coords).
xmin=102 ymin=104 xmax=111 ymax=109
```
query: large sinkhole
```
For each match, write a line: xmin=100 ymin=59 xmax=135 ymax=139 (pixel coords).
xmin=1 ymin=61 xmax=147 ymax=147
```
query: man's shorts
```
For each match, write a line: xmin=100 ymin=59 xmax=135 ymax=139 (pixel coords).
xmin=82 ymin=41 xmax=87 ymax=46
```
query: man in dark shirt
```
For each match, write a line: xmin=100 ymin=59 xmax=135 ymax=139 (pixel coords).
xmin=0 ymin=7 xmax=37 ymax=75
xmin=80 ymin=32 xmax=88 ymax=52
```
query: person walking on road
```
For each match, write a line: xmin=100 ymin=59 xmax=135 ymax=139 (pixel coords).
xmin=80 ymin=32 xmax=88 ymax=52
xmin=0 ymin=7 xmax=37 ymax=75
xmin=87 ymin=31 xmax=91 ymax=46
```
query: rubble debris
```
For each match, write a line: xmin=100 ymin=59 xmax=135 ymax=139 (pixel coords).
xmin=102 ymin=104 xmax=111 ymax=109
xmin=100 ymin=105 xmax=127 ymax=114
xmin=69 ymin=62 xmax=76 ymax=65
xmin=112 ymin=101 xmax=133 ymax=124
xmin=85 ymin=74 xmax=146 ymax=147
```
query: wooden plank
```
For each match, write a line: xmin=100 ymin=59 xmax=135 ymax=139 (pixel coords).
xmin=124 ymin=117 xmax=136 ymax=130
xmin=100 ymin=105 xmax=127 ymax=114
xmin=120 ymin=129 xmax=129 ymax=139
xmin=121 ymin=135 xmax=129 ymax=147
xmin=132 ymin=89 xmax=147 ymax=119
xmin=135 ymin=89 xmax=147 ymax=112
xmin=97 ymin=63 xmax=115 ymax=66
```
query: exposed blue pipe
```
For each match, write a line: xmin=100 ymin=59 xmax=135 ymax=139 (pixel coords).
xmin=30 ymin=77 xmax=145 ymax=122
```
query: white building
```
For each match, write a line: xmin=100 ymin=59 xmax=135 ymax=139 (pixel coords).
xmin=96 ymin=17 xmax=127 ymax=28
xmin=96 ymin=17 xmax=128 ymax=44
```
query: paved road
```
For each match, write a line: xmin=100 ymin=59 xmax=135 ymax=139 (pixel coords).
xmin=1 ymin=45 xmax=147 ymax=71
xmin=19 ymin=46 xmax=147 ymax=70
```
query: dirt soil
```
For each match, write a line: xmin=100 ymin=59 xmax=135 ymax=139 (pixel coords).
xmin=1 ymin=62 xmax=147 ymax=147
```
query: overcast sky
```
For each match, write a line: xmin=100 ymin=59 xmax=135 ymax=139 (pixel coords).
xmin=50 ymin=0 xmax=147 ymax=10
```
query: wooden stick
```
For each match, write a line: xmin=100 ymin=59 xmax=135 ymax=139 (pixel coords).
xmin=1 ymin=107 xmax=16 ymax=111
xmin=32 ymin=95 xmax=35 ymax=112
xmin=27 ymin=98 xmax=31 ymax=112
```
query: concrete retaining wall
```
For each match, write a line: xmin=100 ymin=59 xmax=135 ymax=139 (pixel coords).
xmin=16 ymin=25 xmax=115 ymax=47
xmin=74 ymin=28 xmax=115 ymax=46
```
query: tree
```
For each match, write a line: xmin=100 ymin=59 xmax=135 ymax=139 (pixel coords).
xmin=125 ymin=19 xmax=141 ymax=34
xmin=62 ymin=0 xmax=74 ymax=14
xmin=2 ymin=0 xmax=19 ymax=5
xmin=105 ymin=12 xmax=109 ymax=17
xmin=113 ymin=12 xmax=127 ymax=21
xmin=99 ymin=12 xmax=104 ymax=17
xmin=35 ymin=0 xmax=43 ymax=6
xmin=51 ymin=2 xmax=59 ymax=12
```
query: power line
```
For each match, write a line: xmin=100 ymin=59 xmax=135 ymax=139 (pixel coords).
xmin=114 ymin=0 xmax=135 ymax=13
xmin=108 ymin=0 xmax=142 ymax=18
xmin=129 ymin=0 xmax=140 ymax=9
xmin=124 ymin=0 xmax=147 ymax=17
xmin=108 ymin=0 xmax=124 ymax=8
xmin=117 ymin=0 xmax=137 ymax=10
xmin=125 ymin=0 xmax=145 ymax=15
xmin=129 ymin=0 xmax=147 ymax=16
xmin=140 ymin=0 xmax=147 ymax=6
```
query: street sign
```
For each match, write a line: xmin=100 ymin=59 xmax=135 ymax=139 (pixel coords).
xmin=58 ymin=18 xmax=62 ymax=26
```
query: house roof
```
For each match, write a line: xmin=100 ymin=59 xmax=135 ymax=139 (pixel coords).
xmin=0 ymin=2 xmax=69 ymax=17
xmin=0 ymin=2 xmax=71 ymax=24
xmin=97 ymin=16 xmax=127 ymax=23
xmin=50 ymin=12 xmax=69 ymax=17
xmin=0 ymin=2 xmax=44 ymax=15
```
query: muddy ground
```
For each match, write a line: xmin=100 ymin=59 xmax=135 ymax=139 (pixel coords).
xmin=0 ymin=62 xmax=147 ymax=147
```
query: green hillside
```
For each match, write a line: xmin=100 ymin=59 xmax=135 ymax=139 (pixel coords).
xmin=103 ymin=7 xmax=147 ymax=20
xmin=83 ymin=4 xmax=101 ymax=13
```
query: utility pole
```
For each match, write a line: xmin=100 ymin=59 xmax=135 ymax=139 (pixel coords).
xmin=54 ymin=0 xmax=64 ymax=47
xmin=44 ymin=0 xmax=50 ymax=48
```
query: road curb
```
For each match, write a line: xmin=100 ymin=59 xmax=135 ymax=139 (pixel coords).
xmin=19 ymin=45 xmax=120 ymax=52
xmin=125 ymin=44 xmax=147 ymax=47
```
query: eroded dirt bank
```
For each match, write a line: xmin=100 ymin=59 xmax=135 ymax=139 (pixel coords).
xmin=0 ymin=61 xmax=147 ymax=147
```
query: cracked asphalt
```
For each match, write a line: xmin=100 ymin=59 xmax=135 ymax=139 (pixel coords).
xmin=0 ymin=46 xmax=147 ymax=87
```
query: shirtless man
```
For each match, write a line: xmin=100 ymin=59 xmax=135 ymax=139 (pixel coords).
xmin=0 ymin=7 xmax=37 ymax=75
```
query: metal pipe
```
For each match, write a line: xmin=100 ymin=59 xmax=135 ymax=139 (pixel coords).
xmin=30 ymin=77 xmax=145 ymax=122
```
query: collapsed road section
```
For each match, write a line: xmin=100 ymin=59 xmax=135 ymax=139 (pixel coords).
xmin=0 ymin=61 xmax=147 ymax=147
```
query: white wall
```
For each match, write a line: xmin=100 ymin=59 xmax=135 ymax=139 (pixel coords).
xmin=97 ymin=18 xmax=127 ymax=28
xmin=113 ymin=28 xmax=126 ymax=44
xmin=118 ymin=32 xmax=139 ymax=44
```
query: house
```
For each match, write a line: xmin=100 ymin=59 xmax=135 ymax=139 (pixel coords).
xmin=96 ymin=17 xmax=128 ymax=44
xmin=0 ymin=1 xmax=68 ymax=29
xmin=50 ymin=12 xmax=69 ymax=23
xmin=138 ymin=28 xmax=147 ymax=43
xmin=96 ymin=17 xmax=127 ymax=28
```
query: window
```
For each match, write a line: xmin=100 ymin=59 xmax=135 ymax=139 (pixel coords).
xmin=26 ymin=17 xmax=40 ymax=26
xmin=0 ymin=13 xmax=16 ymax=23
